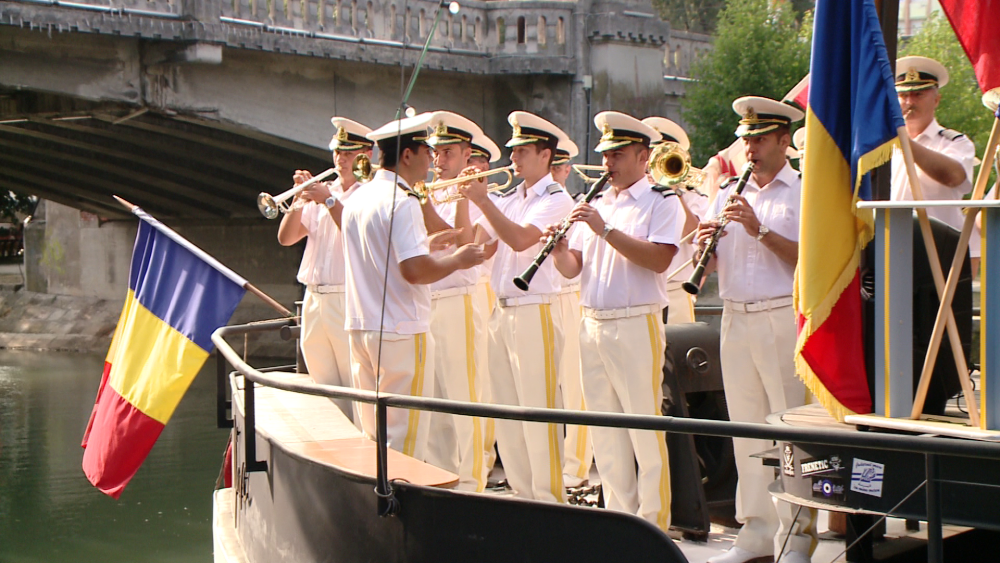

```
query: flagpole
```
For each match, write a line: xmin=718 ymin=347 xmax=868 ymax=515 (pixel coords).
xmin=113 ymin=196 xmax=295 ymax=318
xmin=895 ymin=131 xmax=980 ymax=425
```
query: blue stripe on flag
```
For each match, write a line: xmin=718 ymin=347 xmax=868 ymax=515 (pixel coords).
xmin=128 ymin=221 xmax=246 ymax=351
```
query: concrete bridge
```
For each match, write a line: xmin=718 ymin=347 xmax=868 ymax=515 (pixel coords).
xmin=0 ymin=0 xmax=708 ymax=348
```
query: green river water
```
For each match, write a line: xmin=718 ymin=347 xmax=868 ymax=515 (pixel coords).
xmin=0 ymin=350 xmax=230 ymax=563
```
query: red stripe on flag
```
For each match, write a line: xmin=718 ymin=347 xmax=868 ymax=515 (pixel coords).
xmin=939 ymin=0 xmax=1000 ymax=92
xmin=797 ymin=272 xmax=872 ymax=414
xmin=82 ymin=380 xmax=164 ymax=499
xmin=81 ymin=361 xmax=113 ymax=449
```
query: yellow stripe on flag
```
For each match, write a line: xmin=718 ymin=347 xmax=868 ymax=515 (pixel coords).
xmin=794 ymin=111 xmax=863 ymax=421
xmin=108 ymin=289 xmax=210 ymax=425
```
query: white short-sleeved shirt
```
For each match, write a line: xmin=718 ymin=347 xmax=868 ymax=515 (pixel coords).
xmin=477 ymin=173 xmax=575 ymax=298
xmin=570 ymin=177 xmax=681 ymax=309
xmin=708 ymin=162 xmax=801 ymax=302
xmin=430 ymin=198 xmax=484 ymax=292
xmin=342 ymin=169 xmax=431 ymax=334
xmin=891 ymin=119 xmax=976 ymax=232
xmin=666 ymin=186 xmax=709 ymax=286
xmin=296 ymin=178 xmax=359 ymax=286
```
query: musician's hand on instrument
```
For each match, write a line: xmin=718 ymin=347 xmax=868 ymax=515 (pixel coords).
xmin=695 ymin=220 xmax=724 ymax=246
xmin=723 ymin=195 xmax=759 ymax=236
xmin=457 ymin=170 xmax=489 ymax=206
xmin=452 ymin=242 xmax=486 ymax=269
xmin=569 ymin=202 xmax=605 ymax=234
xmin=541 ymin=223 xmax=570 ymax=256
xmin=300 ymin=180 xmax=332 ymax=203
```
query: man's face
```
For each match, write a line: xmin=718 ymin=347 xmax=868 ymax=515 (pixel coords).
xmin=550 ymin=163 xmax=571 ymax=185
xmin=898 ymin=87 xmax=940 ymax=127
xmin=601 ymin=144 xmax=648 ymax=187
xmin=405 ymin=144 xmax=434 ymax=177
xmin=510 ymin=144 xmax=550 ymax=179
xmin=433 ymin=143 xmax=471 ymax=180
xmin=334 ymin=148 xmax=369 ymax=175
xmin=742 ymin=130 xmax=789 ymax=176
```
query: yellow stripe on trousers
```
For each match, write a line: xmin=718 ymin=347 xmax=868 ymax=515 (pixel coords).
xmin=539 ymin=304 xmax=563 ymax=502
xmin=647 ymin=313 xmax=671 ymax=531
xmin=464 ymin=295 xmax=485 ymax=491
xmin=403 ymin=334 xmax=427 ymax=457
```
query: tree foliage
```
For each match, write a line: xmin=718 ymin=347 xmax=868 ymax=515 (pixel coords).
xmin=680 ymin=0 xmax=812 ymax=164
xmin=0 ymin=191 xmax=35 ymax=224
xmin=652 ymin=0 xmax=813 ymax=35
xmin=899 ymin=13 xmax=996 ymax=160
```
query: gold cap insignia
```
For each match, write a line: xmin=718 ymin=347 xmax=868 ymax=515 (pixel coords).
xmin=600 ymin=122 xmax=614 ymax=141
xmin=904 ymin=67 xmax=920 ymax=83
xmin=336 ymin=126 xmax=348 ymax=142
xmin=744 ymin=107 xmax=757 ymax=123
xmin=434 ymin=122 xmax=449 ymax=137
xmin=511 ymin=117 xmax=521 ymax=138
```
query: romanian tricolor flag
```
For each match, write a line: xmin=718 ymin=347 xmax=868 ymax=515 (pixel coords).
xmin=82 ymin=208 xmax=246 ymax=498
xmin=794 ymin=0 xmax=904 ymax=420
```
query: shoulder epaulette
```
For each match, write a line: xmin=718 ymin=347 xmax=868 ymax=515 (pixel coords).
xmin=546 ymin=183 xmax=564 ymax=195
xmin=651 ymin=185 xmax=677 ymax=198
xmin=397 ymin=182 xmax=421 ymax=199
xmin=720 ymin=176 xmax=739 ymax=190
xmin=939 ymin=128 xmax=965 ymax=141
xmin=497 ymin=183 xmax=518 ymax=198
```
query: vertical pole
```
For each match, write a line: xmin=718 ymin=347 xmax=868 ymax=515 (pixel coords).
xmin=925 ymin=454 xmax=942 ymax=563
xmin=244 ymin=379 xmax=268 ymax=472
xmin=375 ymin=400 xmax=394 ymax=515
xmin=217 ymin=352 xmax=233 ymax=429
xmin=982 ymin=207 xmax=1000 ymax=429
xmin=875 ymin=208 xmax=913 ymax=417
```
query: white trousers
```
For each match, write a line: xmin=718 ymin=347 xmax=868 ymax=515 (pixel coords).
xmin=300 ymin=289 xmax=354 ymax=421
xmin=349 ymin=330 xmax=434 ymax=460
xmin=475 ymin=279 xmax=498 ymax=471
xmin=556 ymin=289 xmax=593 ymax=484
xmin=665 ymin=284 xmax=696 ymax=325
xmin=720 ymin=303 xmax=817 ymax=557
xmin=488 ymin=301 xmax=565 ymax=502
xmin=581 ymin=312 xmax=672 ymax=532
xmin=425 ymin=292 xmax=488 ymax=491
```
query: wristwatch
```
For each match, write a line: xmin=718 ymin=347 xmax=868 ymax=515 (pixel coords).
xmin=600 ymin=224 xmax=614 ymax=240
xmin=756 ymin=224 xmax=770 ymax=242
xmin=325 ymin=193 xmax=340 ymax=209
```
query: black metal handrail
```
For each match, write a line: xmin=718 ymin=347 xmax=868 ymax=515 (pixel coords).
xmin=212 ymin=319 xmax=998 ymax=563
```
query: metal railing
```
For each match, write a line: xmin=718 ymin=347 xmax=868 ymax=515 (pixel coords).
xmin=212 ymin=318 xmax=1000 ymax=563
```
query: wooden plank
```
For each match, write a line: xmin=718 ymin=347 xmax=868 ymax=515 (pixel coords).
xmin=844 ymin=413 xmax=1000 ymax=442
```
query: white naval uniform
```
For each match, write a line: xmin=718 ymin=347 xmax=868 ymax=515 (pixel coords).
xmin=424 ymin=199 xmax=488 ymax=491
xmin=569 ymin=176 xmax=679 ymax=532
xmin=342 ymin=169 xmax=434 ymax=460
xmin=477 ymin=173 xmax=574 ymax=502
xmin=296 ymin=179 xmax=358 ymax=422
xmin=665 ymin=186 xmax=709 ymax=325
xmin=891 ymin=119 xmax=977 ymax=256
xmin=708 ymin=162 xmax=817 ymax=557
xmin=477 ymin=191 xmax=503 ymax=474
xmin=557 ymin=276 xmax=593 ymax=486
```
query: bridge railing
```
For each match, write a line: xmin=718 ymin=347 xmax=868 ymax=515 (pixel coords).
xmin=218 ymin=0 xmax=573 ymax=56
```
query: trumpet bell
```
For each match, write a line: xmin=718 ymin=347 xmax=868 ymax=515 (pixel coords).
xmin=257 ymin=193 xmax=280 ymax=220
xmin=353 ymin=153 xmax=376 ymax=183
xmin=649 ymin=142 xmax=705 ymax=188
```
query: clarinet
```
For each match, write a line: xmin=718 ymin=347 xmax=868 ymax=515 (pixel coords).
xmin=681 ymin=161 xmax=755 ymax=296
xmin=513 ymin=171 xmax=611 ymax=291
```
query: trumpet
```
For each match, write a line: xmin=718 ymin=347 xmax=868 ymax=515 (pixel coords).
xmin=257 ymin=168 xmax=338 ymax=220
xmin=649 ymin=142 xmax=706 ymax=188
xmin=412 ymin=166 xmax=514 ymax=205
xmin=572 ymin=164 xmax=608 ymax=184
xmin=352 ymin=153 xmax=378 ymax=183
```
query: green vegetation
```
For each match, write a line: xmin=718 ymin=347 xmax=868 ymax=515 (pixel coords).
xmin=679 ymin=0 xmax=812 ymax=164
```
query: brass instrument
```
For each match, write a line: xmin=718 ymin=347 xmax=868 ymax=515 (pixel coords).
xmin=257 ymin=168 xmax=338 ymax=219
xmin=572 ymin=164 xmax=608 ymax=184
xmin=682 ymin=161 xmax=755 ymax=295
xmin=648 ymin=142 xmax=706 ymax=188
xmin=352 ymin=153 xmax=378 ymax=183
xmin=412 ymin=166 xmax=514 ymax=205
